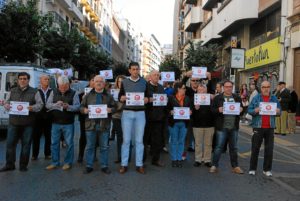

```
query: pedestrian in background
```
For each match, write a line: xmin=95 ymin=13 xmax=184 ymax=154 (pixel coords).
xmin=46 ymin=76 xmax=80 ymax=171
xmin=287 ymin=86 xmax=298 ymax=134
xmin=247 ymin=81 xmax=281 ymax=177
xmin=0 ymin=72 xmax=43 ymax=172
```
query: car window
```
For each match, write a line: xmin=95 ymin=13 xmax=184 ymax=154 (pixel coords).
xmin=6 ymin=72 xmax=18 ymax=91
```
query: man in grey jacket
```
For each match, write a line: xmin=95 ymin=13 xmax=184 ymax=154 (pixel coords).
xmin=0 ymin=72 xmax=43 ymax=172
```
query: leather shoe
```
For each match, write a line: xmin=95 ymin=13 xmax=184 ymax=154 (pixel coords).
xmin=193 ymin=162 xmax=201 ymax=167
xmin=83 ymin=167 xmax=93 ymax=174
xmin=119 ymin=166 xmax=128 ymax=174
xmin=136 ymin=166 xmax=145 ymax=174
xmin=152 ymin=161 xmax=165 ymax=167
xmin=101 ymin=167 xmax=111 ymax=174
xmin=0 ymin=165 xmax=15 ymax=172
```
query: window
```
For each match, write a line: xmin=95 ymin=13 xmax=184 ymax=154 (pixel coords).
xmin=5 ymin=72 xmax=18 ymax=91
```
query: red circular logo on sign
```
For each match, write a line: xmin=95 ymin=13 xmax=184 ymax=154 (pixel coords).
xmin=229 ymin=105 xmax=235 ymax=110
xmin=105 ymin=72 xmax=109 ymax=76
xmin=135 ymin=95 xmax=140 ymax=100
xmin=166 ymin=74 xmax=170 ymax=78
xmin=266 ymin=105 xmax=272 ymax=110
xmin=201 ymin=95 xmax=206 ymax=100
xmin=64 ymin=70 xmax=68 ymax=76
xmin=198 ymin=69 xmax=202 ymax=74
xmin=160 ymin=96 xmax=164 ymax=101
xmin=17 ymin=105 xmax=23 ymax=111
xmin=179 ymin=110 xmax=185 ymax=115
xmin=95 ymin=108 xmax=101 ymax=113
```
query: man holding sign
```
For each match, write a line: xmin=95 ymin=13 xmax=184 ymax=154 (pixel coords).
xmin=80 ymin=75 xmax=115 ymax=174
xmin=247 ymin=81 xmax=280 ymax=177
xmin=118 ymin=62 xmax=149 ymax=174
xmin=210 ymin=80 xmax=244 ymax=174
xmin=0 ymin=72 xmax=43 ymax=172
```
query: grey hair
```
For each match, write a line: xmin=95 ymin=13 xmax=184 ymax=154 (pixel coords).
xmin=57 ymin=76 xmax=70 ymax=85
xmin=94 ymin=75 xmax=106 ymax=82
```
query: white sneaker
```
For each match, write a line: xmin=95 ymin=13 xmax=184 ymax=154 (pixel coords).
xmin=263 ymin=171 xmax=272 ymax=177
xmin=248 ymin=170 xmax=256 ymax=175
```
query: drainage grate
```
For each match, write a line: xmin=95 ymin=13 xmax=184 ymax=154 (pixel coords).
xmin=56 ymin=188 xmax=86 ymax=199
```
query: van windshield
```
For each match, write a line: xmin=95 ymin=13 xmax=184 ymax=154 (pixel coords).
xmin=6 ymin=72 xmax=18 ymax=91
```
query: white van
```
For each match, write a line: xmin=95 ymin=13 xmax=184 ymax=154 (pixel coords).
xmin=0 ymin=64 xmax=56 ymax=133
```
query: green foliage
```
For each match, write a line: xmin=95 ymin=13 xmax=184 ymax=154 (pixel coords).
xmin=0 ymin=0 xmax=51 ymax=62
xmin=159 ymin=55 xmax=181 ymax=80
xmin=112 ymin=62 xmax=130 ymax=79
xmin=184 ymin=41 xmax=219 ymax=72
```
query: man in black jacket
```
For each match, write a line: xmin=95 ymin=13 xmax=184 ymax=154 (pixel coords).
xmin=275 ymin=82 xmax=291 ymax=135
xmin=287 ymin=86 xmax=298 ymax=134
xmin=144 ymin=70 xmax=167 ymax=167
xmin=209 ymin=80 xmax=244 ymax=174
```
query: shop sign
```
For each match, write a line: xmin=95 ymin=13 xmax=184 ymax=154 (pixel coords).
xmin=245 ymin=37 xmax=281 ymax=69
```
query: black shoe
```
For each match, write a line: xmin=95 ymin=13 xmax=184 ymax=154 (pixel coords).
xmin=152 ymin=161 xmax=165 ymax=167
xmin=204 ymin=162 xmax=212 ymax=167
xmin=281 ymin=134 xmax=287 ymax=136
xmin=193 ymin=162 xmax=201 ymax=167
xmin=177 ymin=160 xmax=183 ymax=168
xmin=171 ymin=161 xmax=177 ymax=167
xmin=114 ymin=159 xmax=121 ymax=164
xmin=83 ymin=167 xmax=93 ymax=174
xmin=101 ymin=167 xmax=111 ymax=174
xmin=0 ymin=165 xmax=16 ymax=172
xmin=19 ymin=166 xmax=28 ymax=172
xmin=187 ymin=147 xmax=195 ymax=152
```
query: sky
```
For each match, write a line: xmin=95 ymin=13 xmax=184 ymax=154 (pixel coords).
xmin=113 ymin=0 xmax=174 ymax=45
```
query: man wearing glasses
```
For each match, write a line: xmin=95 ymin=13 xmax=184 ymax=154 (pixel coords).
xmin=247 ymin=81 xmax=281 ymax=177
xmin=210 ymin=80 xmax=244 ymax=174
xmin=0 ymin=72 xmax=43 ymax=172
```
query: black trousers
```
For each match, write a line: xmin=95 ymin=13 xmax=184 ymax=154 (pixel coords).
xmin=78 ymin=116 xmax=86 ymax=160
xmin=250 ymin=128 xmax=274 ymax=171
xmin=144 ymin=121 xmax=164 ymax=162
xmin=113 ymin=118 xmax=123 ymax=161
xmin=32 ymin=117 xmax=51 ymax=158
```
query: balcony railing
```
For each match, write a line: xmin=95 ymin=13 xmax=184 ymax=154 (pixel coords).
xmin=184 ymin=6 xmax=203 ymax=32
xmin=202 ymin=0 xmax=219 ymax=10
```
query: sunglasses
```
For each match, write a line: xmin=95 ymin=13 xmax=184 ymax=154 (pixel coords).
xmin=191 ymin=80 xmax=199 ymax=82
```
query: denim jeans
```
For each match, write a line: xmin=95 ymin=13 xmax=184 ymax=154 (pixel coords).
xmin=250 ymin=128 xmax=274 ymax=171
xmin=121 ymin=110 xmax=146 ymax=167
xmin=212 ymin=128 xmax=239 ymax=168
xmin=51 ymin=123 xmax=74 ymax=166
xmin=168 ymin=122 xmax=187 ymax=161
xmin=6 ymin=125 xmax=33 ymax=168
xmin=85 ymin=125 xmax=109 ymax=168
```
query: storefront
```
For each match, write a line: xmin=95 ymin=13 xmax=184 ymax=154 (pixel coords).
xmin=239 ymin=37 xmax=282 ymax=92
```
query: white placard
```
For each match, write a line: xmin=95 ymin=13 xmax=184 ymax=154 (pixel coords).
xmin=231 ymin=48 xmax=245 ymax=69
xmin=100 ymin=70 xmax=113 ymax=80
xmin=153 ymin=94 xmax=167 ymax=106
xmin=110 ymin=89 xmax=120 ymax=101
xmin=126 ymin=92 xmax=144 ymax=106
xmin=161 ymin=72 xmax=175 ymax=82
xmin=192 ymin=67 xmax=207 ymax=78
xmin=259 ymin=102 xmax=277 ymax=115
xmin=88 ymin=104 xmax=107 ymax=118
xmin=158 ymin=80 xmax=164 ymax=86
xmin=62 ymin=68 xmax=73 ymax=77
xmin=173 ymin=107 xmax=190 ymax=120
xmin=194 ymin=93 xmax=211 ymax=105
xmin=9 ymin=101 xmax=29 ymax=116
xmin=223 ymin=102 xmax=240 ymax=115
xmin=84 ymin=87 xmax=92 ymax=95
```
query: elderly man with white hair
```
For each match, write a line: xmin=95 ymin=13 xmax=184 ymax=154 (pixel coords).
xmin=46 ymin=76 xmax=80 ymax=171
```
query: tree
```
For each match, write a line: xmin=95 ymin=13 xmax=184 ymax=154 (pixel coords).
xmin=0 ymin=0 xmax=50 ymax=62
xmin=184 ymin=41 xmax=219 ymax=72
xmin=112 ymin=62 xmax=130 ymax=79
xmin=159 ymin=55 xmax=181 ymax=80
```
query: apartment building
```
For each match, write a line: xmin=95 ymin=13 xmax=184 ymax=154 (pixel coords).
xmin=111 ymin=14 xmax=125 ymax=63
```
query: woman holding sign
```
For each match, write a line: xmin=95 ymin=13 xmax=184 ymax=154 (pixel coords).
xmin=167 ymin=82 xmax=191 ymax=168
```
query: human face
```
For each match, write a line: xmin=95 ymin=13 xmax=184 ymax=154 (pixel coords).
xmin=58 ymin=83 xmax=70 ymax=94
xmin=197 ymin=85 xmax=207 ymax=93
xmin=190 ymin=79 xmax=199 ymax=89
xmin=216 ymin=84 xmax=222 ymax=93
xmin=223 ymin=82 xmax=233 ymax=96
xmin=117 ymin=78 xmax=123 ymax=89
xmin=40 ymin=76 xmax=50 ymax=88
xmin=261 ymin=81 xmax=271 ymax=96
xmin=129 ymin=65 xmax=140 ymax=79
xmin=177 ymin=85 xmax=186 ymax=96
xmin=18 ymin=75 xmax=29 ymax=89
xmin=150 ymin=71 xmax=160 ymax=84
xmin=94 ymin=76 xmax=105 ymax=92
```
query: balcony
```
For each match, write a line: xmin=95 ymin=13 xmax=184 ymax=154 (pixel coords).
xmin=70 ymin=3 xmax=84 ymax=23
xmin=202 ymin=0 xmax=219 ymax=10
xmin=56 ymin=0 xmax=73 ymax=11
xmin=48 ymin=11 xmax=66 ymax=26
xmin=184 ymin=6 xmax=203 ymax=32
xmin=216 ymin=0 xmax=259 ymax=35
xmin=80 ymin=0 xmax=88 ymax=6
xmin=200 ymin=10 xmax=221 ymax=45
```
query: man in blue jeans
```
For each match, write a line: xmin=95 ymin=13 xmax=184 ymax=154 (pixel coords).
xmin=80 ymin=75 xmax=115 ymax=174
xmin=210 ymin=80 xmax=244 ymax=174
xmin=0 ymin=72 xmax=43 ymax=172
xmin=118 ymin=62 xmax=149 ymax=174
xmin=46 ymin=76 xmax=80 ymax=171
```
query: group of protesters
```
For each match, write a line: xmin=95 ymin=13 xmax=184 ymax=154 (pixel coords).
xmin=2 ymin=61 xmax=296 ymax=178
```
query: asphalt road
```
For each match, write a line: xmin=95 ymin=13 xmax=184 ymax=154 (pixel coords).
xmin=0 ymin=125 xmax=300 ymax=201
